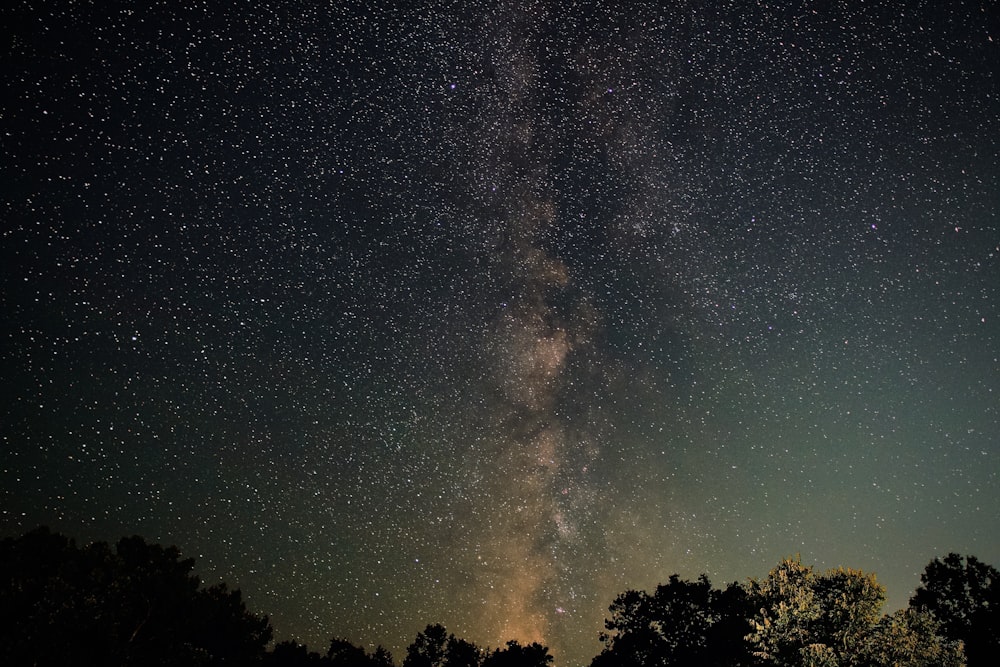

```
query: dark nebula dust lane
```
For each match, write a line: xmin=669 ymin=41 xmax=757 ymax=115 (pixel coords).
xmin=2 ymin=2 xmax=998 ymax=665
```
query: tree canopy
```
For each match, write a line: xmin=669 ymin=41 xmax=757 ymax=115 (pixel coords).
xmin=2 ymin=527 xmax=995 ymax=667
xmin=910 ymin=553 xmax=1000 ymax=667
xmin=590 ymin=574 xmax=755 ymax=667
xmin=0 ymin=526 xmax=272 ymax=666
xmin=744 ymin=556 xmax=962 ymax=667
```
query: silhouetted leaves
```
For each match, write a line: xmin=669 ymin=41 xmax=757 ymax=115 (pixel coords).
xmin=592 ymin=574 xmax=756 ymax=667
xmin=0 ymin=526 xmax=271 ymax=666
xmin=328 ymin=637 xmax=373 ymax=667
xmin=482 ymin=640 xmax=553 ymax=667
xmin=264 ymin=638 xmax=394 ymax=667
xmin=443 ymin=637 xmax=483 ymax=667
xmin=404 ymin=624 xmax=451 ymax=667
xmin=911 ymin=553 xmax=1000 ymax=667
xmin=3 ymin=527 xmax=994 ymax=667
xmin=266 ymin=641 xmax=327 ymax=666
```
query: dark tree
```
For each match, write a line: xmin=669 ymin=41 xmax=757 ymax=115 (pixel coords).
xmin=0 ymin=526 xmax=272 ymax=666
xmin=403 ymin=625 xmax=488 ymax=667
xmin=404 ymin=625 xmax=450 ymax=667
xmin=444 ymin=636 xmax=483 ymax=667
xmin=326 ymin=637 xmax=396 ymax=667
xmin=202 ymin=593 xmax=272 ymax=662
xmin=328 ymin=637 xmax=371 ymax=667
xmin=591 ymin=574 xmax=754 ymax=667
xmin=704 ymin=582 xmax=759 ymax=667
xmin=370 ymin=645 xmax=396 ymax=667
xmin=911 ymin=553 xmax=1000 ymax=667
xmin=0 ymin=526 xmax=113 ymax=665
xmin=481 ymin=640 xmax=553 ymax=667
xmin=266 ymin=640 xmax=327 ymax=666
xmin=187 ymin=582 xmax=272 ymax=664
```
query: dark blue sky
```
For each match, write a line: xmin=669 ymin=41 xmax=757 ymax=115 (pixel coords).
xmin=2 ymin=2 xmax=998 ymax=665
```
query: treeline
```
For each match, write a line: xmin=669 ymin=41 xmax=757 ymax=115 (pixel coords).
xmin=1 ymin=527 xmax=997 ymax=666
xmin=273 ymin=627 xmax=553 ymax=667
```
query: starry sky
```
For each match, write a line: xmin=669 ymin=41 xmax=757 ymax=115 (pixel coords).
xmin=2 ymin=1 xmax=998 ymax=665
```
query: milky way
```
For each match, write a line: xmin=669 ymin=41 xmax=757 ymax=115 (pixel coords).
xmin=2 ymin=2 xmax=998 ymax=665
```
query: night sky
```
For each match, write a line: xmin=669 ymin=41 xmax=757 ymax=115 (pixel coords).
xmin=2 ymin=1 xmax=998 ymax=665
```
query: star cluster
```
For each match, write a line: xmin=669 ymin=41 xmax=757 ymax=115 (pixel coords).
xmin=2 ymin=2 xmax=998 ymax=665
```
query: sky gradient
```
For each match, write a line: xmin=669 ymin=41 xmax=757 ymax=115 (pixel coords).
xmin=2 ymin=2 xmax=998 ymax=665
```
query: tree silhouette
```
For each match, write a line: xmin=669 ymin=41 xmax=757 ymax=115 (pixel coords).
xmin=482 ymin=640 xmax=553 ymax=667
xmin=328 ymin=637 xmax=372 ymax=667
xmin=6 ymin=526 xmax=995 ymax=667
xmin=191 ymin=582 xmax=274 ymax=663
xmin=1 ymin=526 xmax=109 ymax=664
xmin=370 ymin=645 xmax=396 ymax=667
xmin=266 ymin=640 xmax=327 ymax=666
xmin=402 ymin=624 xmax=491 ymax=667
xmin=444 ymin=636 xmax=483 ymax=667
xmin=0 ymin=526 xmax=272 ymax=665
xmin=591 ymin=574 xmax=756 ymax=667
xmin=704 ymin=582 xmax=759 ymax=666
xmin=404 ymin=624 xmax=450 ymax=667
xmin=401 ymin=626 xmax=554 ymax=667
xmin=263 ymin=638 xmax=393 ymax=667
xmin=911 ymin=553 xmax=1000 ymax=667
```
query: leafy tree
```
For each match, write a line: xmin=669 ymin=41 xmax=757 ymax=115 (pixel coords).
xmin=592 ymin=574 xmax=755 ymax=667
xmin=444 ymin=636 xmax=483 ymax=667
xmin=0 ymin=526 xmax=111 ymax=664
xmin=328 ymin=637 xmax=372 ymax=667
xmin=404 ymin=625 xmax=451 ymax=667
xmin=0 ymin=526 xmax=272 ymax=665
xmin=326 ymin=638 xmax=396 ymax=667
xmin=911 ymin=553 xmax=999 ymax=667
xmin=704 ymin=582 xmax=759 ymax=666
xmin=811 ymin=566 xmax=886 ymax=658
xmin=191 ymin=582 xmax=274 ymax=663
xmin=747 ymin=558 xmax=890 ymax=667
xmin=370 ymin=645 xmax=397 ymax=667
xmin=481 ymin=640 xmax=553 ymax=667
xmin=859 ymin=609 xmax=964 ymax=667
xmin=266 ymin=640 xmax=328 ymax=666
xmin=746 ymin=557 xmax=822 ymax=666
xmin=746 ymin=556 xmax=970 ymax=667
xmin=403 ymin=625 xmax=487 ymax=667
xmin=797 ymin=644 xmax=838 ymax=667
xmin=592 ymin=588 xmax=665 ymax=667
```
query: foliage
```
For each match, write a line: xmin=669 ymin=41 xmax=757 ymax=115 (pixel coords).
xmin=811 ymin=566 xmax=885 ymax=656
xmin=266 ymin=641 xmax=328 ymax=666
xmin=443 ymin=636 xmax=483 ymax=667
xmin=4 ymin=527 xmax=996 ymax=667
xmin=329 ymin=637 xmax=377 ymax=667
xmin=403 ymin=626 xmax=550 ymax=667
xmin=404 ymin=624 xmax=452 ymax=667
xmin=859 ymin=609 xmax=964 ymax=667
xmin=264 ymin=638 xmax=394 ymax=667
xmin=910 ymin=553 xmax=999 ymax=667
xmin=747 ymin=556 xmax=964 ymax=667
xmin=747 ymin=557 xmax=823 ymax=666
xmin=0 ymin=526 xmax=272 ymax=666
xmin=591 ymin=574 xmax=757 ymax=667
xmin=481 ymin=640 xmax=553 ymax=667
